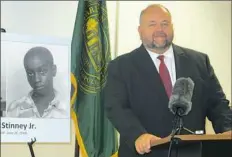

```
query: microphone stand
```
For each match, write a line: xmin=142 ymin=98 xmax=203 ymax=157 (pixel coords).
xmin=168 ymin=110 xmax=194 ymax=157
xmin=27 ymin=137 xmax=36 ymax=157
xmin=1 ymin=28 xmax=6 ymax=33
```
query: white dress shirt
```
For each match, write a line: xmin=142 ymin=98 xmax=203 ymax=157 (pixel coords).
xmin=146 ymin=45 xmax=176 ymax=86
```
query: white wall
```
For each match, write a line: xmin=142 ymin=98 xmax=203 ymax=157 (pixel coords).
xmin=1 ymin=1 xmax=231 ymax=157
xmin=1 ymin=1 xmax=117 ymax=57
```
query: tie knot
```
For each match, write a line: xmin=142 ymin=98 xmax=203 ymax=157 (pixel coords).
xmin=157 ymin=55 xmax=165 ymax=62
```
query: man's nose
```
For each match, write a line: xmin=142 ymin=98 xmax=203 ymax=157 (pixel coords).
xmin=34 ymin=72 xmax=41 ymax=82
xmin=156 ymin=24 xmax=163 ymax=31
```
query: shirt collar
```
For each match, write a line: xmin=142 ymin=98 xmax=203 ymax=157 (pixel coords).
xmin=28 ymin=89 xmax=60 ymax=109
xmin=146 ymin=45 xmax=174 ymax=59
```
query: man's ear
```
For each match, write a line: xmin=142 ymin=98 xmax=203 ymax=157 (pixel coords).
xmin=138 ymin=26 xmax=142 ymax=40
xmin=171 ymin=22 xmax=174 ymax=30
xmin=52 ymin=64 xmax=57 ymax=77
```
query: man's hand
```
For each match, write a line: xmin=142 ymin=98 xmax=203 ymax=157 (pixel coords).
xmin=222 ymin=130 xmax=232 ymax=135
xmin=135 ymin=133 xmax=161 ymax=155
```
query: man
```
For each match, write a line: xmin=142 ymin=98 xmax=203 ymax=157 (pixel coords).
xmin=104 ymin=4 xmax=232 ymax=157
xmin=7 ymin=46 xmax=68 ymax=118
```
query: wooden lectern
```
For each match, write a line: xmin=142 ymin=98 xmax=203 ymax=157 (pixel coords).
xmin=151 ymin=134 xmax=232 ymax=157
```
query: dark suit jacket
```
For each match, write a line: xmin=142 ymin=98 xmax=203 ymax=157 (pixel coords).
xmin=104 ymin=44 xmax=232 ymax=157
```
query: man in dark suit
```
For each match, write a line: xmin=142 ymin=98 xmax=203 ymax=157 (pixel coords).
xmin=104 ymin=4 xmax=232 ymax=157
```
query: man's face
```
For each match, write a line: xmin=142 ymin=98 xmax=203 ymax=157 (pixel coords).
xmin=24 ymin=56 xmax=56 ymax=96
xmin=138 ymin=7 xmax=174 ymax=52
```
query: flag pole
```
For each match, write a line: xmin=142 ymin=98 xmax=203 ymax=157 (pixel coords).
xmin=113 ymin=1 xmax=120 ymax=59
xmin=113 ymin=1 xmax=120 ymax=152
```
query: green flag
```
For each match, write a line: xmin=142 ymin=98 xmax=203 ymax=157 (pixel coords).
xmin=70 ymin=0 xmax=118 ymax=157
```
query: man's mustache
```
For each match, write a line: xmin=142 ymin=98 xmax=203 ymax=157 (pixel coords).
xmin=153 ymin=32 xmax=167 ymax=37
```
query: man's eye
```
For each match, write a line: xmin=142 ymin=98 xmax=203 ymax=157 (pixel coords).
xmin=39 ymin=69 xmax=48 ymax=75
xmin=27 ymin=72 xmax=34 ymax=77
xmin=149 ymin=24 xmax=156 ymax=27
xmin=161 ymin=23 xmax=169 ymax=27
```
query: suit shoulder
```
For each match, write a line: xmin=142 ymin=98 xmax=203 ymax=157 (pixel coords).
xmin=176 ymin=45 xmax=208 ymax=59
xmin=107 ymin=47 xmax=140 ymax=76
xmin=108 ymin=47 xmax=139 ymax=66
xmin=174 ymin=44 xmax=212 ymax=72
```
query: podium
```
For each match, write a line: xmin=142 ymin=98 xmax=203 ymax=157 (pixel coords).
xmin=151 ymin=134 xmax=232 ymax=157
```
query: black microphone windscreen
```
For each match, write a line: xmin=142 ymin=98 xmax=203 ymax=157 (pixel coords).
xmin=168 ymin=77 xmax=194 ymax=116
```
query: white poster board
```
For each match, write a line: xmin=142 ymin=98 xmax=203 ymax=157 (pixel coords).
xmin=1 ymin=33 xmax=71 ymax=143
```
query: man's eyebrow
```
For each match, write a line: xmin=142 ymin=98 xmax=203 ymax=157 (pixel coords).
xmin=25 ymin=69 xmax=33 ymax=72
xmin=148 ymin=20 xmax=170 ymax=23
xmin=162 ymin=20 xmax=170 ymax=23
xmin=148 ymin=21 xmax=157 ymax=24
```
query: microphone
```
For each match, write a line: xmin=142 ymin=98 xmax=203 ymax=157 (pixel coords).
xmin=168 ymin=77 xmax=194 ymax=116
xmin=167 ymin=78 xmax=195 ymax=157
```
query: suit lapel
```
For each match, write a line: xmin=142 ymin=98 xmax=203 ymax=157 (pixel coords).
xmin=131 ymin=44 xmax=194 ymax=103
xmin=173 ymin=44 xmax=200 ymax=109
xmin=132 ymin=45 xmax=168 ymax=101
xmin=173 ymin=44 xmax=192 ymax=79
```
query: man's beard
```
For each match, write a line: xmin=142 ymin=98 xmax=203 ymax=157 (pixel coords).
xmin=149 ymin=39 xmax=172 ymax=50
xmin=143 ymin=32 xmax=174 ymax=51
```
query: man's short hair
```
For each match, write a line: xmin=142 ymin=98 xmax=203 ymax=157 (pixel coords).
xmin=24 ymin=46 xmax=54 ymax=65
xmin=139 ymin=4 xmax=172 ymax=24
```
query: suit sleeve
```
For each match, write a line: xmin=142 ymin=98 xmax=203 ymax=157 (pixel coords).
xmin=205 ymin=55 xmax=232 ymax=133
xmin=104 ymin=60 xmax=147 ymax=150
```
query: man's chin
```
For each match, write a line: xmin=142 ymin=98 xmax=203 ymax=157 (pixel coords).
xmin=32 ymin=88 xmax=47 ymax=96
xmin=151 ymin=42 xmax=171 ymax=50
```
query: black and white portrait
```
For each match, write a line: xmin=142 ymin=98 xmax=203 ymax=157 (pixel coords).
xmin=1 ymin=34 xmax=71 ymax=143
xmin=3 ymin=39 xmax=70 ymax=119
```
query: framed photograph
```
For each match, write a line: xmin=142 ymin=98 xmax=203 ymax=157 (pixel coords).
xmin=1 ymin=33 xmax=71 ymax=143
xmin=1 ymin=40 xmax=6 ymax=117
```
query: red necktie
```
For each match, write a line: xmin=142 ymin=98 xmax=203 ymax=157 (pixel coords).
xmin=157 ymin=55 xmax=172 ymax=98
